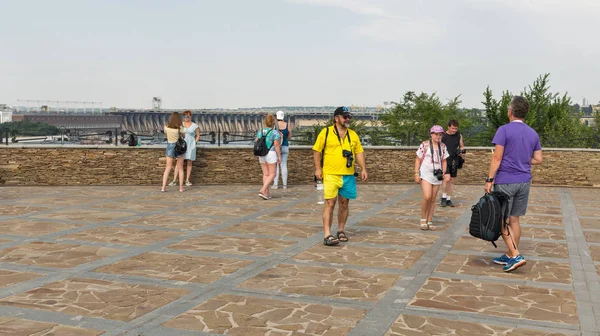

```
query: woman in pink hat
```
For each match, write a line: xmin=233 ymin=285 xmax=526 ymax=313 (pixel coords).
xmin=414 ymin=125 xmax=449 ymax=230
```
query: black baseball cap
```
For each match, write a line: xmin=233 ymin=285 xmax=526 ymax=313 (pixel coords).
xmin=333 ymin=106 xmax=350 ymax=116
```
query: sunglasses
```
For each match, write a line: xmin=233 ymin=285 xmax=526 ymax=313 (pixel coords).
xmin=183 ymin=115 xmax=190 ymax=119
xmin=340 ymin=115 xmax=352 ymax=120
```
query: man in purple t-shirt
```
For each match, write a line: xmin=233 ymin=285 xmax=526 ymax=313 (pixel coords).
xmin=484 ymin=95 xmax=543 ymax=272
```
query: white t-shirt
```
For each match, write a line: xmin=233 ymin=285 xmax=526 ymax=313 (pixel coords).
xmin=416 ymin=140 xmax=449 ymax=185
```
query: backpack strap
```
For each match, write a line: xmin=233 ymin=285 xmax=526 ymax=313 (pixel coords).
xmin=495 ymin=191 xmax=517 ymax=250
xmin=418 ymin=141 xmax=428 ymax=170
xmin=320 ymin=126 xmax=329 ymax=168
xmin=265 ymin=129 xmax=273 ymax=149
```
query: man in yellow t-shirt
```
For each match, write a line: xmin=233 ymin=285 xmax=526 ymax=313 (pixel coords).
xmin=313 ymin=106 xmax=368 ymax=246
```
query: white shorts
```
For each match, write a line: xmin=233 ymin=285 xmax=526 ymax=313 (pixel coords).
xmin=258 ymin=151 xmax=278 ymax=164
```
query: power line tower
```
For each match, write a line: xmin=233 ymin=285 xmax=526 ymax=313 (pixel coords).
xmin=152 ymin=97 xmax=162 ymax=110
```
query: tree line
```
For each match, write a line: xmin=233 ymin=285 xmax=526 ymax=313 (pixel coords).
xmin=293 ymin=74 xmax=598 ymax=147
xmin=379 ymin=73 xmax=600 ymax=148
xmin=0 ymin=120 xmax=60 ymax=137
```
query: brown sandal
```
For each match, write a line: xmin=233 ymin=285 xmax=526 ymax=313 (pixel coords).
xmin=337 ymin=231 xmax=349 ymax=242
xmin=323 ymin=235 xmax=339 ymax=246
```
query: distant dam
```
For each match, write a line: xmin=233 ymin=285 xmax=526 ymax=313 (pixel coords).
xmin=13 ymin=108 xmax=383 ymax=134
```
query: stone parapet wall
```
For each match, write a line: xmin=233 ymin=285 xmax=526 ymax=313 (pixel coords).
xmin=1 ymin=145 xmax=599 ymax=187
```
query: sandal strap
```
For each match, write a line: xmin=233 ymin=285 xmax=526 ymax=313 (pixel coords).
xmin=324 ymin=235 xmax=339 ymax=245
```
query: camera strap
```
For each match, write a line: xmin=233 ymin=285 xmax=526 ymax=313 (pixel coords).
xmin=333 ymin=124 xmax=351 ymax=150
xmin=429 ymin=139 xmax=443 ymax=169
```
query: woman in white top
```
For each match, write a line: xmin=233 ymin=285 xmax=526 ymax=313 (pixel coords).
xmin=273 ymin=110 xmax=292 ymax=189
xmin=161 ymin=112 xmax=186 ymax=192
xmin=169 ymin=110 xmax=200 ymax=186
xmin=414 ymin=125 xmax=449 ymax=230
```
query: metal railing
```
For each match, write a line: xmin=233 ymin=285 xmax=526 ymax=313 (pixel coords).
xmin=1 ymin=126 xmax=598 ymax=149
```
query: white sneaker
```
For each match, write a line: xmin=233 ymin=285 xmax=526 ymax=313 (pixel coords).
xmin=282 ymin=185 xmax=287 ymax=189
xmin=168 ymin=181 xmax=177 ymax=187
xmin=185 ymin=181 xmax=192 ymax=186
xmin=272 ymin=185 xmax=278 ymax=189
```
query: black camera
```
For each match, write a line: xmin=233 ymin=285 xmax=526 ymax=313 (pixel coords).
xmin=433 ymin=169 xmax=444 ymax=181
xmin=342 ymin=150 xmax=353 ymax=168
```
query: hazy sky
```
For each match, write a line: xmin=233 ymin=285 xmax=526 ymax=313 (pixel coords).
xmin=1 ymin=0 xmax=599 ymax=109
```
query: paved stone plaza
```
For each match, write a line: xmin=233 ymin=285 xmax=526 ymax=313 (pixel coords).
xmin=0 ymin=184 xmax=599 ymax=335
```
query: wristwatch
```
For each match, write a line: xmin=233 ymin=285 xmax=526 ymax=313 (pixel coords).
xmin=485 ymin=177 xmax=494 ymax=183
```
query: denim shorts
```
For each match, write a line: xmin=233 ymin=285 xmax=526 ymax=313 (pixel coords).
xmin=165 ymin=143 xmax=177 ymax=158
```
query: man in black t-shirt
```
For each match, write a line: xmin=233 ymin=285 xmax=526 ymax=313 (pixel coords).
xmin=440 ymin=120 xmax=464 ymax=207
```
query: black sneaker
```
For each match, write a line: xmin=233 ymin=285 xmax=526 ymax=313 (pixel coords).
xmin=440 ymin=198 xmax=447 ymax=207
xmin=446 ymin=199 xmax=455 ymax=207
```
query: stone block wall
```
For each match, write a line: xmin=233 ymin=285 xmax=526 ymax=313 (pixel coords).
xmin=0 ymin=145 xmax=599 ymax=187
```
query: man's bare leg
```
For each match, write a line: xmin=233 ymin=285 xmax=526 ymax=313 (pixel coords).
xmin=337 ymin=195 xmax=349 ymax=232
xmin=322 ymin=198 xmax=337 ymax=238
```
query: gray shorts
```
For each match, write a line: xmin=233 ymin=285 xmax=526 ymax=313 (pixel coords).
xmin=494 ymin=182 xmax=531 ymax=217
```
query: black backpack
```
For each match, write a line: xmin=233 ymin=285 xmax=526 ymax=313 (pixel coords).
xmin=174 ymin=135 xmax=187 ymax=156
xmin=253 ymin=129 xmax=273 ymax=156
xmin=469 ymin=191 xmax=510 ymax=247
xmin=127 ymin=134 xmax=137 ymax=146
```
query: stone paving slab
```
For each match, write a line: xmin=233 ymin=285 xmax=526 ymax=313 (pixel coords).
xmin=120 ymin=214 xmax=224 ymax=231
xmin=94 ymin=252 xmax=255 ymax=284
xmin=169 ymin=234 xmax=296 ymax=257
xmin=591 ymin=246 xmax=600 ymax=262
xmin=238 ymin=263 xmax=400 ymax=302
xmin=0 ymin=205 xmax=50 ymax=216
xmin=0 ymin=270 xmax=42 ymax=288
xmin=520 ymin=215 xmax=565 ymax=226
xmin=408 ymin=277 xmax=578 ymax=325
xmin=435 ymin=253 xmax=572 ymax=284
xmin=453 ymin=236 xmax=569 ymax=259
xmin=0 ymin=219 xmax=81 ymax=236
xmin=356 ymin=216 xmax=452 ymax=231
xmin=580 ymin=217 xmax=600 ymax=230
xmin=31 ymin=209 xmax=135 ymax=223
xmin=349 ymin=229 xmax=439 ymax=247
xmin=58 ymin=227 xmax=183 ymax=246
xmin=219 ymin=221 xmax=322 ymax=238
xmin=385 ymin=314 xmax=572 ymax=336
xmin=162 ymin=294 xmax=366 ymax=335
xmin=0 ymin=316 xmax=103 ymax=336
xmin=0 ymin=242 xmax=124 ymax=268
xmin=0 ymin=184 xmax=599 ymax=335
xmin=293 ymin=244 xmax=424 ymax=270
xmin=0 ymin=277 xmax=190 ymax=322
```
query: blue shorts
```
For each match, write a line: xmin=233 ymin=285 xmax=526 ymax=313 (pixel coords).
xmin=165 ymin=143 xmax=177 ymax=158
xmin=323 ymin=174 xmax=357 ymax=200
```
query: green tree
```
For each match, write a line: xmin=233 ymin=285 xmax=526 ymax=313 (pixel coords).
xmin=293 ymin=118 xmax=386 ymax=146
xmin=483 ymin=74 xmax=590 ymax=147
xmin=380 ymin=91 xmax=476 ymax=145
xmin=0 ymin=120 xmax=60 ymax=137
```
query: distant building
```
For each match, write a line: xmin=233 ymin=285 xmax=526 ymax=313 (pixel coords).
xmin=0 ymin=104 xmax=13 ymax=123
xmin=579 ymin=105 xmax=599 ymax=127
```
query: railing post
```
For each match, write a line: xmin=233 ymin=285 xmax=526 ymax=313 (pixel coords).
xmin=4 ymin=128 xmax=8 ymax=146
xmin=217 ymin=128 xmax=221 ymax=147
xmin=115 ymin=128 xmax=118 ymax=146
